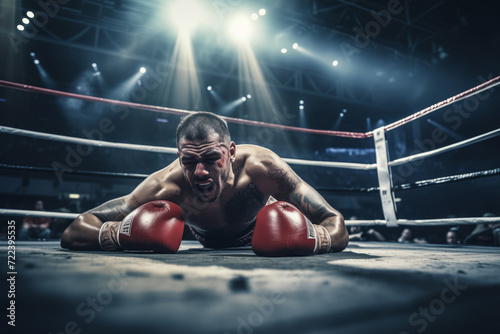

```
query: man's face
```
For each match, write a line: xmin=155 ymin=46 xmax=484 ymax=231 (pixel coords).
xmin=178 ymin=132 xmax=236 ymax=203
xmin=349 ymin=226 xmax=361 ymax=234
xmin=402 ymin=228 xmax=412 ymax=239
xmin=446 ymin=231 xmax=457 ymax=244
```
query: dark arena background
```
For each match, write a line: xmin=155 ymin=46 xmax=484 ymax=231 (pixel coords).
xmin=1 ymin=1 xmax=499 ymax=333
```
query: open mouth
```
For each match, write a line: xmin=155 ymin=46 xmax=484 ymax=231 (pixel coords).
xmin=194 ymin=179 xmax=216 ymax=197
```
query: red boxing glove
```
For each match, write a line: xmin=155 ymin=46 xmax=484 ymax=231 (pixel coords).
xmin=252 ymin=201 xmax=331 ymax=256
xmin=99 ymin=200 xmax=185 ymax=253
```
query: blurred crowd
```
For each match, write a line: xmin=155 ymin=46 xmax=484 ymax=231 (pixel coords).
xmin=348 ymin=212 xmax=500 ymax=247
xmin=6 ymin=199 xmax=73 ymax=241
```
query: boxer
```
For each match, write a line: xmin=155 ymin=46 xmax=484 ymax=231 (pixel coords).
xmin=61 ymin=112 xmax=348 ymax=256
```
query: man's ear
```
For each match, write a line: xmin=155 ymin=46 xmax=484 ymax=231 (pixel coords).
xmin=229 ymin=141 xmax=236 ymax=163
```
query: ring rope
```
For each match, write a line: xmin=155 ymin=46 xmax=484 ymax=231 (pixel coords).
xmin=346 ymin=217 xmax=500 ymax=227
xmin=3 ymin=163 xmax=496 ymax=193
xmin=383 ymin=75 xmax=500 ymax=132
xmin=394 ymin=168 xmax=500 ymax=190
xmin=1 ymin=76 xmax=499 ymax=228
xmin=388 ymin=127 xmax=500 ymax=167
xmin=0 ymin=163 xmax=379 ymax=192
xmin=0 ymin=164 xmax=150 ymax=179
xmin=0 ymin=125 xmax=375 ymax=170
xmin=1 ymin=75 xmax=499 ymax=138
xmin=279 ymin=158 xmax=376 ymax=170
xmin=0 ymin=209 xmax=79 ymax=219
xmin=1 ymin=208 xmax=498 ymax=227
xmin=8 ymin=120 xmax=493 ymax=170
xmin=0 ymin=80 xmax=369 ymax=139
xmin=0 ymin=125 xmax=178 ymax=154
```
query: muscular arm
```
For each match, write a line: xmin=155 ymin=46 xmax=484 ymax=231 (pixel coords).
xmin=287 ymin=183 xmax=348 ymax=252
xmin=60 ymin=196 xmax=138 ymax=250
xmin=61 ymin=162 xmax=182 ymax=251
xmin=251 ymin=148 xmax=348 ymax=252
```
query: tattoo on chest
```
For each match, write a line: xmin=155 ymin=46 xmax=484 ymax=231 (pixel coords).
xmin=225 ymin=182 xmax=265 ymax=222
xmin=268 ymin=168 xmax=298 ymax=193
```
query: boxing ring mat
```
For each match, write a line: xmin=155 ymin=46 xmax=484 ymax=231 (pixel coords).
xmin=1 ymin=240 xmax=499 ymax=334
xmin=1 ymin=76 xmax=500 ymax=334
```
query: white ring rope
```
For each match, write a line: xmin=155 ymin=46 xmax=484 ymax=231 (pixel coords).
xmin=392 ymin=217 xmax=500 ymax=226
xmin=0 ymin=209 xmax=79 ymax=219
xmin=280 ymin=158 xmax=376 ymax=170
xmin=389 ymin=127 xmax=500 ymax=167
xmin=0 ymin=125 xmax=178 ymax=154
xmin=0 ymin=125 xmax=375 ymax=170
xmin=345 ymin=217 xmax=500 ymax=226
xmin=2 ymin=125 xmax=498 ymax=171
xmin=1 ymin=209 xmax=498 ymax=227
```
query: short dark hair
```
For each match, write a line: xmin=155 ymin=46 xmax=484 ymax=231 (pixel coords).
xmin=176 ymin=112 xmax=231 ymax=147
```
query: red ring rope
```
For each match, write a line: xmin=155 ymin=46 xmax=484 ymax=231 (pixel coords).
xmin=1 ymin=75 xmax=499 ymax=138
xmin=384 ymin=75 xmax=500 ymax=132
xmin=0 ymin=80 xmax=369 ymax=138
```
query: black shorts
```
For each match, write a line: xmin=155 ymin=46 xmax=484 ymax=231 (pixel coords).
xmin=188 ymin=222 xmax=255 ymax=248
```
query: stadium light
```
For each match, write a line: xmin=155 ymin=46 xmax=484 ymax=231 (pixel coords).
xmin=170 ymin=0 xmax=206 ymax=32
xmin=228 ymin=16 xmax=252 ymax=42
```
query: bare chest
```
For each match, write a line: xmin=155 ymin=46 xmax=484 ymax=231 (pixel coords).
xmin=182 ymin=181 xmax=267 ymax=235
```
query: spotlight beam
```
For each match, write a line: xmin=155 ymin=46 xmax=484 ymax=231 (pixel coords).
xmin=219 ymin=97 xmax=245 ymax=115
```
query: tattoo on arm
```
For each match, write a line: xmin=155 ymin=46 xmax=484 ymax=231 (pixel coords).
xmin=268 ymin=168 xmax=299 ymax=193
xmin=88 ymin=197 xmax=134 ymax=222
xmin=291 ymin=191 xmax=333 ymax=224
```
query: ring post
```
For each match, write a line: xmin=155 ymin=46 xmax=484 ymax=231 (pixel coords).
xmin=373 ymin=127 xmax=398 ymax=227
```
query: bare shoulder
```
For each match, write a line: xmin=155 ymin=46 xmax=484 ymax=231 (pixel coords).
xmin=236 ymin=144 xmax=283 ymax=176
xmin=129 ymin=159 xmax=184 ymax=205
xmin=236 ymin=144 xmax=299 ymax=195
xmin=85 ymin=160 xmax=184 ymax=222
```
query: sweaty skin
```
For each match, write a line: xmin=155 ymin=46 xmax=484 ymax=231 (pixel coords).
xmin=61 ymin=133 xmax=348 ymax=252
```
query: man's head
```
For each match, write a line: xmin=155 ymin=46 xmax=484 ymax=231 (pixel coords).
xmin=446 ymin=230 xmax=458 ymax=244
xmin=349 ymin=225 xmax=361 ymax=234
xmin=401 ymin=228 xmax=412 ymax=240
xmin=176 ymin=112 xmax=236 ymax=203
xmin=176 ymin=111 xmax=231 ymax=148
xmin=35 ymin=200 xmax=44 ymax=211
